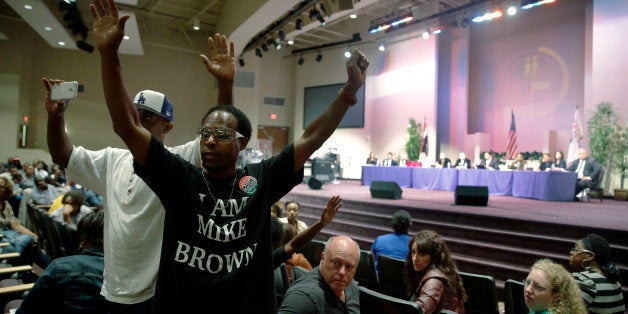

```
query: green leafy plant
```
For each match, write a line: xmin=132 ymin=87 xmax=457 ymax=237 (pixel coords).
xmin=587 ymin=102 xmax=626 ymax=190
xmin=405 ymin=118 xmax=423 ymax=161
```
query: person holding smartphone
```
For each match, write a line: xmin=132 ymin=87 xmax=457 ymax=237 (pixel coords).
xmin=44 ymin=31 xmax=235 ymax=314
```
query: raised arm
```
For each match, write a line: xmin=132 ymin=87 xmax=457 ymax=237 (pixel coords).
xmin=90 ymin=0 xmax=151 ymax=165
xmin=43 ymin=78 xmax=73 ymax=168
xmin=284 ymin=196 xmax=342 ymax=255
xmin=293 ymin=49 xmax=368 ymax=172
xmin=200 ymin=33 xmax=235 ymax=106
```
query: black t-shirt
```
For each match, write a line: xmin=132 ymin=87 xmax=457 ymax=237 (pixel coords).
xmin=135 ymin=136 xmax=303 ymax=313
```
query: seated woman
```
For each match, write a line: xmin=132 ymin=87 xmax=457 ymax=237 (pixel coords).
xmin=569 ymin=234 xmax=625 ymax=313
xmin=524 ymin=258 xmax=587 ymax=314
xmin=366 ymin=151 xmax=378 ymax=165
xmin=0 ymin=176 xmax=51 ymax=269
xmin=552 ymin=150 xmax=567 ymax=169
xmin=403 ymin=230 xmax=466 ymax=314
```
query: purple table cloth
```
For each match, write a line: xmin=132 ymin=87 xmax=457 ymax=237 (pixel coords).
xmin=456 ymin=169 xmax=513 ymax=196
xmin=361 ymin=166 xmax=413 ymax=188
xmin=511 ymin=170 xmax=577 ymax=201
xmin=411 ymin=168 xmax=458 ymax=191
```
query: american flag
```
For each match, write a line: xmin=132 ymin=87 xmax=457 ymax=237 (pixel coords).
xmin=419 ymin=116 xmax=428 ymax=154
xmin=506 ymin=110 xmax=518 ymax=160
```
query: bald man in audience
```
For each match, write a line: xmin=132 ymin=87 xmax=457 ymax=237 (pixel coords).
xmin=278 ymin=235 xmax=361 ymax=313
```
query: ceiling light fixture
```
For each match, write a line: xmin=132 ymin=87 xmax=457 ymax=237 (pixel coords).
xmin=295 ymin=18 xmax=303 ymax=30
xmin=315 ymin=52 xmax=322 ymax=62
xmin=298 ymin=56 xmax=304 ymax=65
xmin=239 ymin=58 xmax=245 ymax=67
xmin=193 ymin=18 xmax=200 ymax=31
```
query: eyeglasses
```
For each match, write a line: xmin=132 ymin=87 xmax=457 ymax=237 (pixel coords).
xmin=570 ymin=247 xmax=593 ymax=255
xmin=196 ymin=126 xmax=244 ymax=142
xmin=523 ymin=279 xmax=547 ymax=292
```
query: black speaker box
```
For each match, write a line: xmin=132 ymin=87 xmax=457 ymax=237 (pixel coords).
xmin=369 ymin=181 xmax=402 ymax=199
xmin=307 ymin=177 xmax=323 ymax=190
xmin=454 ymin=185 xmax=489 ymax=206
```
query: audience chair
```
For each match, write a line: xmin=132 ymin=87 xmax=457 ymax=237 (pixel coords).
xmin=582 ymin=168 xmax=604 ymax=203
xmin=35 ymin=208 xmax=63 ymax=260
xmin=459 ymin=271 xmax=499 ymax=314
xmin=504 ymin=279 xmax=527 ymax=314
xmin=290 ymin=265 xmax=309 ymax=283
xmin=0 ymin=279 xmax=33 ymax=313
xmin=51 ymin=217 xmax=79 ymax=257
xmin=377 ymin=254 xmax=407 ymax=300
xmin=358 ymin=286 xmax=422 ymax=314
xmin=355 ymin=250 xmax=379 ymax=290
xmin=299 ymin=239 xmax=325 ymax=267
xmin=274 ymin=263 xmax=290 ymax=307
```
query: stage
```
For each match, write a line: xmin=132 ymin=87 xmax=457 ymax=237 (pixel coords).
xmin=286 ymin=179 xmax=627 ymax=233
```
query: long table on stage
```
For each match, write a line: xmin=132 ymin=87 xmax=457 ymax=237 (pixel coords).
xmin=361 ymin=166 xmax=577 ymax=201
xmin=361 ymin=166 xmax=412 ymax=187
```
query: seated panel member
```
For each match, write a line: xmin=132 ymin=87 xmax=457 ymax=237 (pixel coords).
xmin=453 ymin=152 xmax=471 ymax=169
xmin=437 ymin=152 xmax=451 ymax=168
xmin=478 ymin=151 xmax=499 ymax=170
xmin=509 ymin=153 xmax=526 ymax=171
xmin=566 ymin=149 xmax=602 ymax=197
xmin=382 ymin=152 xmax=398 ymax=167
xmin=539 ymin=153 xmax=553 ymax=171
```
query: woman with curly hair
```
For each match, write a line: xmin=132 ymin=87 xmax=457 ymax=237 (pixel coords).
xmin=525 ymin=258 xmax=587 ymax=314
xmin=403 ymin=230 xmax=466 ymax=313
xmin=569 ymin=234 xmax=625 ymax=313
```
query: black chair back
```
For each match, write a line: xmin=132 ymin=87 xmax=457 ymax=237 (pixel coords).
xmin=377 ymin=254 xmax=407 ymax=299
xmin=504 ymin=279 xmax=527 ymax=314
xmin=51 ymin=217 xmax=79 ymax=257
xmin=359 ymin=286 xmax=422 ymax=314
xmin=300 ymin=239 xmax=325 ymax=267
xmin=274 ymin=263 xmax=290 ymax=307
xmin=36 ymin=208 xmax=63 ymax=260
xmin=459 ymin=271 xmax=499 ymax=314
xmin=355 ymin=250 xmax=379 ymax=290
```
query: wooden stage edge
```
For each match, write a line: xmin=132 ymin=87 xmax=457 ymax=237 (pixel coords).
xmin=284 ymin=179 xmax=628 ymax=233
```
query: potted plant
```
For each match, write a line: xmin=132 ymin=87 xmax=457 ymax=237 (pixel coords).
xmin=587 ymin=102 xmax=627 ymax=199
xmin=405 ymin=118 xmax=423 ymax=161
xmin=612 ymin=125 xmax=628 ymax=200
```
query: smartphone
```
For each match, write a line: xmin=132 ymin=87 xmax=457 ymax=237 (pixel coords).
xmin=50 ymin=81 xmax=79 ymax=100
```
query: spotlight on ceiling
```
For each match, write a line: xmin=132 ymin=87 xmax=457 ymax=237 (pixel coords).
xmin=316 ymin=52 xmax=322 ymax=62
xmin=298 ymin=56 xmax=304 ymax=65
xmin=239 ymin=58 xmax=245 ymax=67
xmin=193 ymin=18 xmax=200 ymax=31
xmin=378 ymin=41 xmax=385 ymax=51
xmin=278 ymin=30 xmax=286 ymax=42
xmin=261 ymin=42 xmax=268 ymax=52
xmin=255 ymin=48 xmax=262 ymax=57
xmin=295 ymin=18 xmax=303 ymax=30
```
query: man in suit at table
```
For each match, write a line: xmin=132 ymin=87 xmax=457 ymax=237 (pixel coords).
xmin=382 ymin=152 xmax=398 ymax=167
xmin=478 ymin=151 xmax=499 ymax=170
xmin=437 ymin=152 xmax=451 ymax=168
xmin=566 ymin=148 xmax=602 ymax=198
xmin=454 ymin=152 xmax=471 ymax=169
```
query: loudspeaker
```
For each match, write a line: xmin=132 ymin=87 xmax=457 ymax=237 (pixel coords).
xmin=312 ymin=158 xmax=332 ymax=182
xmin=307 ymin=177 xmax=323 ymax=190
xmin=369 ymin=181 xmax=402 ymax=199
xmin=454 ymin=185 xmax=489 ymax=206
